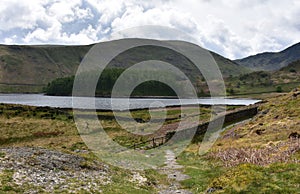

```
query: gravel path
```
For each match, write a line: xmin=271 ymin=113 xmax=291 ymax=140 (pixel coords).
xmin=158 ymin=150 xmax=192 ymax=194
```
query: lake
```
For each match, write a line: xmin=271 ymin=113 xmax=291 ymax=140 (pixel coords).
xmin=0 ymin=94 xmax=260 ymax=111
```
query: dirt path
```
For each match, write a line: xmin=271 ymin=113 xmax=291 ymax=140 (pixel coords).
xmin=157 ymin=150 xmax=192 ymax=194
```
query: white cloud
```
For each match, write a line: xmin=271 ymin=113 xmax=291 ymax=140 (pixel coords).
xmin=4 ymin=35 xmax=17 ymax=44
xmin=0 ymin=0 xmax=300 ymax=59
xmin=109 ymin=6 xmax=199 ymax=38
xmin=47 ymin=0 xmax=93 ymax=23
xmin=0 ymin=0 xmax=47 ymax=30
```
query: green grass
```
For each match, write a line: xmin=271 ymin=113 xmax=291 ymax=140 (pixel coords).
xmin=0 ymin=152 xmax=5 ymax=158
xmin=101 ymin=167 xmax=165 ymax=194
xmin=0 ymin=170 xmax=22 ymax=193
xmin=208 ymin=163 xmax=300 ymax=193
xmin=177 ymin=151 xmax=225 ymax=193
xmin=0 ymin=84 xmax=44 ymax=93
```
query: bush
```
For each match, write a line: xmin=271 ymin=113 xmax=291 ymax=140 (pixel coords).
xmin=226 ymin=88 xmax=235 ymax=95
xmin=276 ymin=86 xmax=283 ymax=93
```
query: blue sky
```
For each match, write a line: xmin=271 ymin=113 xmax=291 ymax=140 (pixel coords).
xmin=0 ymin=0 xmax=300 ymax=59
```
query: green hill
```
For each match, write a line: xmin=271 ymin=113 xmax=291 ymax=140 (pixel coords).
xmin=225 ymin=60 xmax=300 ymax=95
xmin=0 ymin=45 xmax=90 ymax=92
xmin=235 ymin=42 xmax=300 ymax=71
xmin=0 ymin=39 xmax=251 ymax=93
xmin=279 ymin=59 xmax=300 ymax=72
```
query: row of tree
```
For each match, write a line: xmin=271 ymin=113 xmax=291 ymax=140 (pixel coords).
xmin=45 ymin=68 xmax=177 ymax=97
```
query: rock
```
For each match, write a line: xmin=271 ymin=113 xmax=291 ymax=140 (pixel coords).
xmin=130 ymin=172 xmax=148 ymax=186
xmin=289 ymin=132 xmax=300 ymax=139
xmin=206 ymin=186 xmax=223 ymax=193
xmin=0 ymin=147 xmax=110 ymax=193
xmin=255 ymin=129 xmax=265 ymax=135
xmin=261 ymin=109 xmax=269 ymax=115
xmin=292 ymin=91 xmax=300 ymax=98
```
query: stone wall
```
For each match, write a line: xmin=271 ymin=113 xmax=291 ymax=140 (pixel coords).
xmin=166 ymin=105 xmax=259 ymax=141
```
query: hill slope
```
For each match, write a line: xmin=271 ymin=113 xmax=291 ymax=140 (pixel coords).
xmin=279 ymin=59 xmax=300 ymax=72
xmin=235 ymin=42 xmax=300 ymax=71
xmin=0 ymin=39 xmax=250 ymax=93
xmin=0 ymin=45 xmax=90 ymax=92
xmin=225 ymin=60 xmax=300 ymax=95
xmin=178 ymin=86 xmax=300 ymax=193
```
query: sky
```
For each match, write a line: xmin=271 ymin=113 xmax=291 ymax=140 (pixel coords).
xmin=0 ymin=0 xmax=300 ymax=59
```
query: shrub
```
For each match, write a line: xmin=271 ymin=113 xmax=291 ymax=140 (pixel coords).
xmin=276 ymin=86 xmax=283 ymax=93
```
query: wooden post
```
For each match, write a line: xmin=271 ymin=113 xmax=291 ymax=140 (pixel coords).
xmin=152 ymin=138 xmax=155 ymax=147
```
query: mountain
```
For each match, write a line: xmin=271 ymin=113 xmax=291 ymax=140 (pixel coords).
xmin=0 ymin=39 xmax=251 ymax=93
xmin=279 ymin=59 xmax=300 ymax=72
xmin=235 ymin=42 xmax=300 ymax=71
xmin=225 ymin=59 xmax=300 ymax=95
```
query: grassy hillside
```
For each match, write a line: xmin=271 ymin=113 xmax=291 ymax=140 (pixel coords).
xmin=211 ymin=52 xmax=251 ymax=77
xmin=279 ymin=59 xmax=300 ymax=72
xmin=0 ymin=39 xmax=251 ymax=93
xmin=235 ymin=42 xmax=300 ymax=71
xmin=225 ymin=60 xmax=300 ymax=95
xmin=0 ymin=45 xmax=90 ymax=92
xmin=178 ymin=86 xmax=300 ymax=193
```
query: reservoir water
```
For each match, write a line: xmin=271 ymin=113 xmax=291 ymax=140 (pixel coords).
xmin=0 ymin=94 xmax=260 ymax=111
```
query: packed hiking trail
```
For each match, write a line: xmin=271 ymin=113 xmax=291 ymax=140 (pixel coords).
xmin=157 ymin=150 xmax=192 ymax=194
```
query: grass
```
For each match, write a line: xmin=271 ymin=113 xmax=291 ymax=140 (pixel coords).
xmin=0 ymin=84 xmax=44 ymax=93
xmin=208 ymin=163 xmax=300 ymax=193
xmin=100 ymin=167 xmax=167 ymax=194
xmin=0 ymin=103 xmax=211 ymax=193
xmin=0 ymin=103 xmax=213 ymax=149
xmin=0 ymin=87 xmax=299 ymax=193
xmin=0 ymin=152 xmax=5 ymax=158
xmin=177 ymin=151 xmax=225 ymax=193
xmin=177 ymin=143 xmax=300 ymax=193
xmin=0 ymin=169 xmax=26 ymax=193
xmin=176 ymin=87 xmax=300 ymax=193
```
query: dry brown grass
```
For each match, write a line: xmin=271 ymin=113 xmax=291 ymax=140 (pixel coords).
xmin=208 ymin=87 xmax=300 ymax=167
xmin=210 ymin=139 xmax=300 ymax=167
